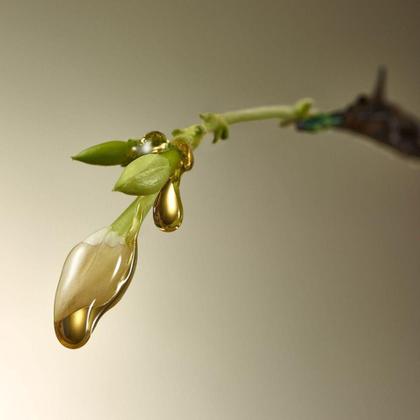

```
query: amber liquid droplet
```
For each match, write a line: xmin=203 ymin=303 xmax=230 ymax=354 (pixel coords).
xmin=54 ymin=228 xmax=137 ymax=349
xmin=153 ymin=177 xmax=183 ymax=232
xmin=172 ymin=138 xmax=194 ymax=171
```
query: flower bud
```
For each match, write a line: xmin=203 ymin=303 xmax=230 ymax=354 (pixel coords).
xmin=54 ymin=195 xmax=156 ymax=349
xmin=72 ymin=140 xmax=136 ymax=166
xmin=113 ymin=153 xmax=171 ymax=196
xmin=54 ymin=227 xmax=137 ymax=349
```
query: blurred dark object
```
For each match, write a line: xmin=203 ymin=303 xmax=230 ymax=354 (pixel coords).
xmin=297 ymin=68 xmax=420 ymax=159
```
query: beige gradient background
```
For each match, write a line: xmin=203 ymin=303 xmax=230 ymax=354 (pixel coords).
xmin=1 ymin=1 xmax=420 ymax=419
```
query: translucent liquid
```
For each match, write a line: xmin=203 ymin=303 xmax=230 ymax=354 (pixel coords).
xmin=54 ymin=228 xmax=137 ymax=349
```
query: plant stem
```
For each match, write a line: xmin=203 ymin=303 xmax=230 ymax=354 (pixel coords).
xmin=115 ymin=99 xmax=313 ymax=227
xmin=111 ymin=193 xmax=158 ymax=238
xmin=221 ymin=105 xmax=295 ymax=125
xmin=172 ymin=99 xmax=312 ymax=149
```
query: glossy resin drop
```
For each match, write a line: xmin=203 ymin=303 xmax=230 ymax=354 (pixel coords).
xmin=153 ymin=176 xmax=183 ymax=232
xmin=131 ymin=131 xmax=169 ymax=157
xmin=54 ymin=227 xmax=137 ymax=349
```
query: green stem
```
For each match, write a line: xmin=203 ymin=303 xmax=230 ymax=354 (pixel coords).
xmin=221 ymin=105 xmax=295 ymax=124
xmin=172 ymin=98 xmax=313 ymax=148
xmin=111 ymin=193 xmax=157 ymax=238
xmin=113 ymin=98 xmax=314 ymax=229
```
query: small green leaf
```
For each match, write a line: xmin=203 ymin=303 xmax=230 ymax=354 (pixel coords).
xmin=294 ymin=98 xmax=313 ymax=119
xmin=113 ymin=154 xmax=171 ymax=196
xmin=72 ymin=140 xmax=136 ymax=166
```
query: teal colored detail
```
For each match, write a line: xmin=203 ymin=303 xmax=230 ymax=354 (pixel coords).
xmin=298 ymin=114 xmax=343 ymax=132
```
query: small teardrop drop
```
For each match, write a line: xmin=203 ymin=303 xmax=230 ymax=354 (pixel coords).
xmin=153 ymin=175 xmax=183 ymax=232
xmin=54 ymin=228 xmax=137 ymax=349
xmin=172 ymin=138 xmax=194 ymax=171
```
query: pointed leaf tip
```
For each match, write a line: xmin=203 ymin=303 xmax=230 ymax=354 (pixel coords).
xmin=72 ymin=140 xmax=134 ymax=166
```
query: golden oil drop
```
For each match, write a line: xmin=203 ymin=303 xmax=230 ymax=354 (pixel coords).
xmin=54 ymin=227 xmax=137 ymax=349
xmin=172 ymin=138 xmax=194 ymax=171
xmin=153 ymin=174 xmax=183 ymax=232
xmin=130 ymin=131 xmax=170 ymax=158
xmin=152 ymin=139 xmax=194 ymax=232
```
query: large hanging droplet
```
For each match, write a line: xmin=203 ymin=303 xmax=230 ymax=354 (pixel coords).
xmin=54 ymin=227 xmax=137 ymax=349
xmin=153 ymin=175 xmax=183 ymax=232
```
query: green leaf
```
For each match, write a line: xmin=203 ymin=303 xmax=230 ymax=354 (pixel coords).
xmin=72 ymin=140 xmax=136 ymax=166
xmin=113 ymin=153 xmax=171 ymax=196
xmin=294 ymin=98 xmax=313 ymax=119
